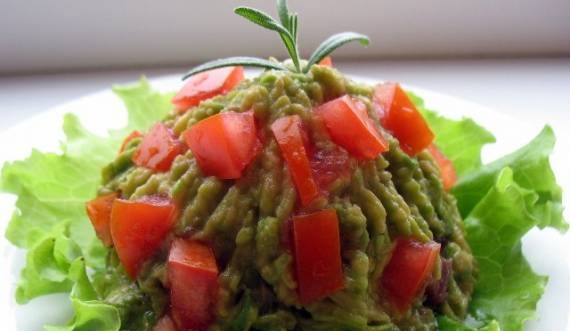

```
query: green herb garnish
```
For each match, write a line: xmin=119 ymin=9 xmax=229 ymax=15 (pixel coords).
xmin=182 ymin=0 xmax=370 ymax=80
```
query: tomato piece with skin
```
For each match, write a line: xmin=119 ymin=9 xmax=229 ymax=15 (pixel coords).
xmin=381 ymin=238 xmax=441 ymax=312
xmin=110 ymin=196 xmax=177 ymax=279
xmin=168 ymin=239 xmax=218 ymax=331
xmin=119 ymin=130 xmax=143 ymax=153
xmin=293 ymin=209 xmax=344 ymax=304
xmin=427 ymin=144 xmax=457 ymax=191
xmin=172 ymin=67 xmax=244 ymax=112
xmin=132 ymin=123 xmax=185 ymax=172
xmin=153 ymin=315 xmax=178 ymax=331
xmin=271 ymin=115 xmax=320 ymax=206
xmin=315 ymin=95 xmax=389 ymax=160
xmin=280 ymin=217 xmax=293 ymax=250
xmin=85 ymin=192 xmax=118 ymax=247
xmin=318 ymin=56 xmax=333 ymax=67
xmin=183 ymin=111 xmax=260 ymax=179
xmin=373 ymin=82 xmax=434 ymax=156
xmin=310 ymin=147 xmax=352 ymax=191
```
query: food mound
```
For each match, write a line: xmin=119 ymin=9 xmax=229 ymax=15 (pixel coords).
xmin=86 ymin=63 xmax=476 ymax=331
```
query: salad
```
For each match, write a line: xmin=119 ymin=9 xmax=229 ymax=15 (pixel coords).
xmin=1 ymin=1 xmax=567 ymax=331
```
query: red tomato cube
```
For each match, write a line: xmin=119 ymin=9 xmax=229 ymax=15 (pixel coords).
xmin=119 ymin=130 xmax=143 ymax=153
xmin=85 ymin=192 xmax=118 ymax=247
xmin=381 ymin=238 xmax=441 ymax=312
xmin=427 ymin=144 xmax=457 ymax=191
xmin=110 ymin=196 xmax=177 ymax=279
xmin=132 ymin=123 xmax=185 ymax=172
xmin=271 ymin=115 xmax=320 ymax=206
xmin=172 ymin=66 xmax=244 ymax=112
xmin=293 ymin=209 xmax=344 ymax=304
xmin=373 ymin=82 xmax=434 ymax=156
xmin=183 ymin=111 xmax=260 ymax=179
xmin=168 ymin=239 xmax=218 ymax=331
xmin=310 ymin=147 xmax=352 ymax=192
xmin=315 ymin=95 xmax=388 ymax=160
xmin=318 ymin=57 xmax=333 ymax=67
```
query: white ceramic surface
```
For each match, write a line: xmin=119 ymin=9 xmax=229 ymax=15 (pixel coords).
xmin=0 ymin=75 xmax=568 ymax=330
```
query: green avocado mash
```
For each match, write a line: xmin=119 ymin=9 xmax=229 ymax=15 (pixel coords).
xmin=98 ymin=66 xmax=476 ymax=331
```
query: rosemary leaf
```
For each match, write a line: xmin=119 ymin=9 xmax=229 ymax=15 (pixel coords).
xmin=182 ymin=57 xmax=287 ymax=80
xmin=304 ymin=32 xmax=370 ymax=73
xmin=234 ymin=7 xmax=290 ymax=38
xmin=290 ymin=14 xmax=298 ymax=42
xmin=277 ymin=0 xmax=290 ymax=30
xmin=235 ymin=6 xmax=301 ymax=72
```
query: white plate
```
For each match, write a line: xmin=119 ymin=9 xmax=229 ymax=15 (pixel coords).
xmin=0 ymin=74 xmax=569 ymax=330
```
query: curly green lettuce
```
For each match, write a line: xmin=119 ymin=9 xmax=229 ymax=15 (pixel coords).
xmin=416 ymin=92 xmax=567 ymax=329
xmin=1 ymin=79 xmax=172 ymax=330
xmin=0 ymin=81 xmax=566 ymax=331
xmin=417 ymin=94 xmax=567 ymax=330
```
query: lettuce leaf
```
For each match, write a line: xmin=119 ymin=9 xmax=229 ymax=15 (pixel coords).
xmin=449 ymin=126 xmax=566 ymax=330
xmin=15 ymin=222 xmax=81 ymax=303
xmin=438 ymin=317 xmax=500 ymax=331
xmin=453 ymin=126 xmax=567 ymax=232
xmin=1 ymin=79 xmax=172 ymax=326
xmin=462 ymin=168 xmax=551 ymax=330
xmin=3 ymin=80 xmax=172 ymax=251
xmin=417 ymin=95 xmax=567 ymax=329
xmin=44 ymin=259 xmax=121 ymax=331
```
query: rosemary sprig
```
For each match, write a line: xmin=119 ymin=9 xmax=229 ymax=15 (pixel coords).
xmin=182 ymin=57 xmax=287 ymax=81
xmin=182 ymin=0 xmax=370 ymax=80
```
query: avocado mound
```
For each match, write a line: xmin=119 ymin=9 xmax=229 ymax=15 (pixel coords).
xmin=98 ymin=66 xmax=476 ymax=331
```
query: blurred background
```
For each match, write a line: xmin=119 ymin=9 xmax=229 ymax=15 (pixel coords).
xmin=2 ymin=0 xmax=570 ymax=73
xmin=0 ymin=0 xmax=569 ymax=131
xmin=1 ymin=0 xmax=570 ymax=73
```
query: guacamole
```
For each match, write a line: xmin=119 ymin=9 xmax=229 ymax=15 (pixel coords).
xmin=89 ymin=65 xmax=476 ymax=331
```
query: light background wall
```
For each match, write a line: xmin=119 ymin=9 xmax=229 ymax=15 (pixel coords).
xmin=1 ymin=0 xmax=569 ymax=74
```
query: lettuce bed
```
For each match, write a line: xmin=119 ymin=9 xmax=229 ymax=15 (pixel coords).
xmin=1 ymin=80 xmax=566 ymax=331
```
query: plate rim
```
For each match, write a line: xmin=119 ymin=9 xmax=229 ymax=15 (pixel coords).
xmin=0 ymin=73 xmax=567 ymax=330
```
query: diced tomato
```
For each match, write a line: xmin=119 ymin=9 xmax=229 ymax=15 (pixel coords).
xmin=319 ymin=57 xmax=333 ymax=67
xmin=292 ymin=209 xmax=344 ymax=304
xmin=168 ymin=239 xmax=218 ymax=331
xmin=381 ymin=238 xmax=441 ymax=312
xmin=310 ymin=147 xmax=352 ymax=191
xmin=172 ymin=67 xmax=244 ymax=112
xmin=119 ymin=130 xmax=143 ymax=153
xmin=315 ymin=95 xmax=388 ymax=160
xmin=132 ymin=123 xmax=185 ymax=172
xmin=373 ymin=82 xmax=434 ymax=156
xmin=153 ymin=315 xmax=178 ymax=331
xmin=85 ymin=192 xmax=118 ymax=247
xmin=427 ymin=144 xmax=457 ymax=191
xmin=110 ymin=196 xmax=177 ymax=279
xmin=183 ymin=111 xmax=260 ymax=179
xmin=280 ymin=217 xmax=293 ymax=250
xmin=271 ymin=115 xmax=320 ymax=206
